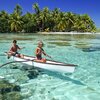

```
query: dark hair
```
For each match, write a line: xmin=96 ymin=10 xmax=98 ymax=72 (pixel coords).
xmin=13 ymin=40 xmax=17 ymax=43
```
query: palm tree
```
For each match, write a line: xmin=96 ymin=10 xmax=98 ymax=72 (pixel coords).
xmin=52 ymin=8 xmax=60 ymax=17
xmin=0 ymin=11 xmax=10 ymax=32
xmin=56 ymin=12 xmax=67 ymax=31
xmin=13 ymin=4 xmax=22 ymax=15
xmin=73 ymin=14 xmax=96 ymax=32
xmin=33 ymin=3 xmax=40 ymax=15
xmin=65 ymin=12 xmax=75 ymax=31
xmin=0 ymin=3 xmax=97 ymax=33
xmin=22 ymin=12 xmax=37 ymax=32
xmin=8 ymin=4 xmax=23 ymax=32
xmin=9 ymin=13 xmax=23 ymax=32
xmin=32 ymin=3 xmax=42 ymax=31
xmin=39 ymin=7 xmax=50 ymax=31
xmin=51 ymin=8 xmax=60 ymax=31
xmin=81 ymin=14 xmax=96 ymax=32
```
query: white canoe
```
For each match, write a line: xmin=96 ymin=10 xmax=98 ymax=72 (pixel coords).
xmin=10 ymin=55 xmax=77 ymax=73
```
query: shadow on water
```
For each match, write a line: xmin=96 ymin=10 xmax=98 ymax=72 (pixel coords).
xmin=39 ymin=69 xmax=85 ymax=86
xmin=75 ymin=41 xmax=100 ymax=52
xmin=82 ymin=46 xmax=100 ymax=52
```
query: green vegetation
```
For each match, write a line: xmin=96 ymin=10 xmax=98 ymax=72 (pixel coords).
xmin=0 ymin=3 xmax=96 ymax=33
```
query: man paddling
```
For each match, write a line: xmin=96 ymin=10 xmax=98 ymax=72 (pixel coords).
xmin=35 ymin=41 xmax=51 ymax=63
xmin=7 ymin=40 xmax=24 ymax=59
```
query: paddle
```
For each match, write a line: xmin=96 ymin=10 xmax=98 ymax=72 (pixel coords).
xmin=0 ymin=59 xmax=34 ymax=68
xmin=49 ymin=56 xmax=55 ymax=61
xmin=45 ymin=54 xmax=54 ymax=60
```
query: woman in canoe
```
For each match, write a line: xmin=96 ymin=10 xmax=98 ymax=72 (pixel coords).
xmin=35 ymin=41 xmax=51 ymax=63
xmin=7 ymin=40 xmax=24 ymax=59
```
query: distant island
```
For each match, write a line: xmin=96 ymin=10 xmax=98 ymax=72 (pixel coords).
xmin=0 ymin=3 xmax=97 ymax=33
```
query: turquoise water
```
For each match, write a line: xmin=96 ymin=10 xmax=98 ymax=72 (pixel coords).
xmin=0 ymin=33 xmax=100 ymax=100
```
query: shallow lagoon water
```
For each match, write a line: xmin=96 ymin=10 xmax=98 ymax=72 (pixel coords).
xmin=0 ymin=33 xmax=100 ymax=100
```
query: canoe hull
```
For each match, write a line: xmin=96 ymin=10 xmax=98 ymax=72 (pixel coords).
xmin=11 ymin=56 xmax=77 ymax=73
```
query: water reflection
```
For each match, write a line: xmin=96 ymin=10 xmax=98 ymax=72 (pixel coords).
xmin=75 ymin=42 xmax=91 ymax=51
xmin=72 ymin=34 xmax=96 ymax=39
xmin=48 ymin=41 xmax=71 ymax=46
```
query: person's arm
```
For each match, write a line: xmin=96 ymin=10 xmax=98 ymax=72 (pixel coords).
xmin=36 ymin=48 xmax=41 ymax=55
xmin=17 ymin=45 xmax=25 ymax=50
xmin=42 ymin=50 xmax=51 ymax=58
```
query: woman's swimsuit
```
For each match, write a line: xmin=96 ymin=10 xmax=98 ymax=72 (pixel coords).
xmin=36 ymin=48 xmax=44 ymax=60
xmin=36 ymin=54 xmax=42 ymax=60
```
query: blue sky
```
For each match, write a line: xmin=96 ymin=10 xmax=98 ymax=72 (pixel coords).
xmin=0 ymin=0 xmax=100 ymax=27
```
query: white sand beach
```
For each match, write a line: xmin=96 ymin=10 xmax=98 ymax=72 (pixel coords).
xmin=38 ymin=32 xmax=97 ymax=34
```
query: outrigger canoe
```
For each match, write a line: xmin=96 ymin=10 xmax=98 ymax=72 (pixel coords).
xmin=9 ymin=55 xmax=77 ymax=73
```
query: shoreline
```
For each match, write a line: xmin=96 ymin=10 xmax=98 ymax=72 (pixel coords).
xmin=37 ymin=32 xmax=99 ymax=34
xmin=0 ymin=32 xmax=100 ymax=34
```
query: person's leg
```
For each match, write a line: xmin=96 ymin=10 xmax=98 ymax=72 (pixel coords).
xmin=42 ymin=58 xmax=46 ymax=63
xmin=34 ymin=58 xmax=46 ymax=63
xmin=7 ymin=52 xmax=13 ymax=59
xmin=20 ymin=54 xmax=24 ymax=58
xmin=16 ymin=54 xmax=24 ymax=58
